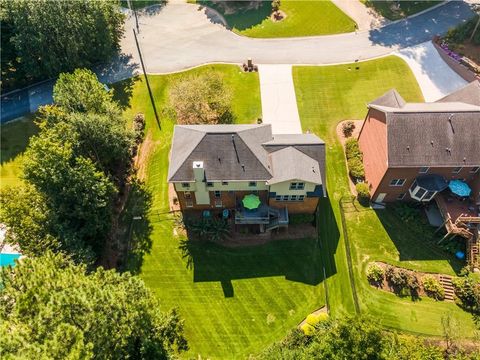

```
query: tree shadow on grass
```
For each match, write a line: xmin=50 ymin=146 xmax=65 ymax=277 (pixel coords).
xmin=199 ymin=1 xmax=273 ymax=31
xmin=178 ymin=197 xmax=340 ymax=298
xmin=111 ymin=76 xmax=141 ymax=111
xmin=0 ymin=116 xmax=39 ymax=164
xmin=375 ymin=204 xmax=464 ymax=275
xmin=119 ymin=179 xmax=153 ymax=274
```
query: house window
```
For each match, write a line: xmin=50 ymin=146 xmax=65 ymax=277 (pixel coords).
xmin=222 ymin=181 xmax=229 ymax=186
xmin=396 ymin=193 xmax=406 ymax=200
xmin=214 ymin=191 xmax=221 ymax=198
xmin=282 ymin=195 xmax=289 ymax=201
xmin=470 ymin=167 xmax=480 ymax=174
xmin=423 ymin=190 xmax=436 ymax=201
xmin=275 ymin=195 xmax=282 ymax=201
xmin=413 ymin=187 xmax=427 ymax=199
xmin=289 ymin=182 xmax=305 ymax=190
xmin=206 ymin=182 xmax=214 ymax=187
xmin=452 ymin=167 xmax=462 ymax=174
xmin=419 ymin=167 xmax=429 ymax=174
xmin=181 ymin=182 xmax=190 ymax=188
xmin=298 ymin=195 xmax=305 ymax=201
xmin=290 ymin=195 xmax=297 ymax=201
xmin=389 ymin=179 xmax=406 ymax=187
xmin=248 ymin=181 xmax=257 ymax=187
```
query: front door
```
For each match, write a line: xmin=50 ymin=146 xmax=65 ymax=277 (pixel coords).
xmin=375 ymin=193 xmax=387 ymax=203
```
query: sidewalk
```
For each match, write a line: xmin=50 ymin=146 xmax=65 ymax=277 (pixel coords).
xmin=258 ymin=64 xmax=302 ymax=135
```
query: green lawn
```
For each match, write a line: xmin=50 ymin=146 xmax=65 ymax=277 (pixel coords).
xmin=361 ymin=0 xmax=443 ymax=20
xmin=114 ymin=64 xmax=327 ymax=359
xmin=293 ymin=56 xmax=477 ymax=337
xmin=0 ymin=116 xmax=38 ymax=190
xmin=199 ymin=0 xmax=356 ymax=38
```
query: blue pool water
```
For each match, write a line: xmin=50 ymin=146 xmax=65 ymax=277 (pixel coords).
xmin=0 ymin=253 xmax=21 ymax=267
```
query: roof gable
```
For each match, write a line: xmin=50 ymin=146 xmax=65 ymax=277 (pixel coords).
xmin=437 ymin=80 xmax=480 ymax=106
xmin=267 ymin=147 xmax=322 ymax=185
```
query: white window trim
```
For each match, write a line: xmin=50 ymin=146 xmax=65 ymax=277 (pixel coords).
xmin=389 ymin=179 xmax=406 ymax=187
xmin=248 ymin=181 xmax=257 ymax=187
xmin=452 ymin=167 xmax=463 ymax=174
xmin=419 ymin=167 xmax=429 ymax=174
xmin=396 ymin=193 xmax=406 ymax=200
xmin=470 ymin=167 xmax=480 ymax=174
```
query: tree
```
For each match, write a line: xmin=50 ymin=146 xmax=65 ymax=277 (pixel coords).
xmin=22 ymin=123 xmax=116 ymax=262
xmin=169 ymin=72 xmax=234 ymax=125
xmin=53 ymin=69 xmax=120 ymax=116
xmin=0 ymin=185 xmax=60 ymax=257
xmin=0 ymin=252 xmax=187 ymax=359
xmin=1 ymin=0 xmax=124 ymax=82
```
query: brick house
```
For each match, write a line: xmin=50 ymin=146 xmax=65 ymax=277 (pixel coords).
xmin=358 ymin=80 xmax=480 ymax=204
xmin=167 ymin=124 xmax=326 ymax=230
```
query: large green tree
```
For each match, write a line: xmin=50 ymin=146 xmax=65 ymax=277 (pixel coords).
xmin=1 ymin=0 xmax=124 ymax=88
xmin=22 ymin=123 xmax=116 ymax=262
xmin=0 ymin=252 xmax=187 ymax=359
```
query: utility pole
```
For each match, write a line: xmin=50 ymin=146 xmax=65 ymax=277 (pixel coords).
xmin=132 ymin=28 xmax=160 ymax=129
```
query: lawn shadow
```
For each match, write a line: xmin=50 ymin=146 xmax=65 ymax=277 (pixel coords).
xmin=111 ymin=76 xmax=141 ymax=111
xmin=199 ymin=1 xmax=272 ymax=31
xmin=0 ymin=116 xmax=38 ymax=164
xmin=317 ymin=196 xmax=340 ymax=280
xmin=374 ymin=205 xmax=464 ymax=275
xmin=121 ymin=179 xmax=154 ymax=274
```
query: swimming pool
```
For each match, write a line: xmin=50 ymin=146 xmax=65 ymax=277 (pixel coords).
xmin=0 ymin=253 xmax=21 ymax=267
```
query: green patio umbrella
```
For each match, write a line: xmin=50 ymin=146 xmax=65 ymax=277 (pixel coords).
xmin=242 ymin=194 xmax=261 ymax=210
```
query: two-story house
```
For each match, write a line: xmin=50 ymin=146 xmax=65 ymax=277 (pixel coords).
xmin=167 ymin=124 xmax=326 ymax=230
xmin=358 ymin=80 xmax=480 ymax=204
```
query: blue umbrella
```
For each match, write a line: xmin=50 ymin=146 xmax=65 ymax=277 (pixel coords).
xmin=448 ymin=180 xmax=471 ymax=197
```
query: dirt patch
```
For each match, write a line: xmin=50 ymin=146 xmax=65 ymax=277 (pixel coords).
xmin=271 ymin=10 xmax=287 ymax=22
xmin=134 ymin=131 xmax=160 ymax=181
xmin=336 ymin=120 xmax=364 ymax=196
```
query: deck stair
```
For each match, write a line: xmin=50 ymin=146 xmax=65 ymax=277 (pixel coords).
xmin=439 ymin=275 xmax=455 ymax=301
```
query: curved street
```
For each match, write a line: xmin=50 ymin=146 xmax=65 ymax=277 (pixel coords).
xmin=124 ymin=1 xmax=474 ymax=73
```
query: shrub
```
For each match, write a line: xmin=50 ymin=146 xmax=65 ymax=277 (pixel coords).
xmin=290 ymin=213 xmax=315 ymax=225
xmin=345 ymin=138 xmax=362 ymax=160
xmin=386 ymin=266 xmax=409 ymax=289
xmin=452 ymin=272 xmax=480 ymax=315
xmin=422 ymin=275 xmax=445 ymax=301
xmin=348 ymin=158 xmax=365 ymax=180
xmin=133 ymin=113 xmax=145 ymax=143
xmin=356 ymin=183 xmax=370 ymax=206
xmin=366 ymin=263 xmax=384 ymax=284
xmin=301 ymin=323 xmax=315 ymax=336
xmin=184 ymin=217 xmax=230 ymax=242
xmin=445 ymin=15 xmax=480 ymax=46
xmin=342 ymin=121 xmax=355 ymax=137
xmin=306 ymin=312 xmax=329 ymax=327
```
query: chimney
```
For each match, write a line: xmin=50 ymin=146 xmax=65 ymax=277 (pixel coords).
xmin=193 ymin=161 xmax=205 ymax=182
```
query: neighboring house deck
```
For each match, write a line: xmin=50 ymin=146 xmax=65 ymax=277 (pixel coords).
xmin=167 ymin=124 xmax=326 ymax=232
xmin=358 ymin=81 xmax=480 ymax=269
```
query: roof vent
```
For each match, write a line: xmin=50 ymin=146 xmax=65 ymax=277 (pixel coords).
xmin=407 ymin=146 xmax=410 ymax=151
xmin=430 ymin=140 xmax=434 ymax=146
xmin=241 ymin=164 xmax=245 ymax=172
xmin=312 ymin=166 xmax=316 ymax=173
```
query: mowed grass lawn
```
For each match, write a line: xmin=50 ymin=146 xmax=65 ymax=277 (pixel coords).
xmin=114 ymin=65 xmax=326 ymax=359
xmin=293 ymin=56 xmax=477 ymax=337
xmin=200 ymin=0 xmax=356 ymax=38
xmin=361 ymin=0 xmax=443 ymax=20
xmin=0 ymin=116 xmax=38 ymax=190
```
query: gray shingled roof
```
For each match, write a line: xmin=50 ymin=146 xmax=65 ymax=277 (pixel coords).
xmin=267 ymin=147 xmax=322 ymax=185
xmin=369 ymin=89 xmax=406 ymax=108
xmin=263 ymin=133 xmax=325 ymax=145
xmin=437 ymin=80 xmax=480 ymax=106
xmin=387 ymin=112 xmax=480 ymax=167
xmin=168 ymin=125 xmax=273 ymax=182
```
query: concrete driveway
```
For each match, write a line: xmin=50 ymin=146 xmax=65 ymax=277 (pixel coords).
xmin=395 ymin=41 xmax=468 ymax=102
xmin=124 ymin=1 xmax=474 ymax=73
xmin=258 ymin=65 xmax=302 ymax=134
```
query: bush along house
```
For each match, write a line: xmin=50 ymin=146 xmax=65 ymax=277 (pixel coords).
xmin=358 ymin=80 xmax=480 ymax=269
xmin=167 ymin=124 xmax=326 ymax=232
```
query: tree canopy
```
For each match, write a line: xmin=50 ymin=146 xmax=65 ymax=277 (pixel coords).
xmin=169 ymin=71 xmax=234 ymax=125
xmin=0 ymin=252 xmax=187 ymax=359
xmin=1 ymin=0 xmax=124 ymax=90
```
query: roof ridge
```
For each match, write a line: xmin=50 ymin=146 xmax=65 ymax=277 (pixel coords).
xmin=237 ymin=129 xmax=273 ymax=176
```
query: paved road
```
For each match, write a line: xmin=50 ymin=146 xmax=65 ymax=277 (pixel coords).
xmin=125 ymin=1 xmax=474 ymax=73
xmin=258 ymin=65 xmax=302 ymax=134
xmin=1 ymin=1 xmax=474 ymax=122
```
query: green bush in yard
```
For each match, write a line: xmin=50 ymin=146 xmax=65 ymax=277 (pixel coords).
xmin=355 ymin=182 xmax=370 ymax=206
xmin=345 ymin=138 xmax=362 ymax=160
xmin=366 ymin=263 xmax=384 ymax=285
xmin=445 ymin=15 xmax=480 ymax=46
xmin=348 ymin=158 xmax=365 ymax=180
xmin=452 ymin=271 xmax=480 ymax=315
xmin=422 ymin=275 xmax=445 ymax=301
